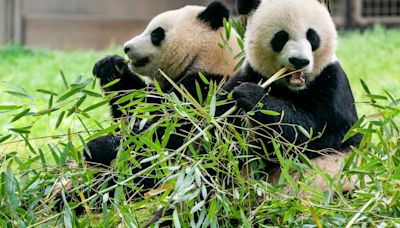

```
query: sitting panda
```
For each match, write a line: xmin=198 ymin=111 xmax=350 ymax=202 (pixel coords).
xmin=55 ymin=1 xmax=241 ymax=214
xmin=86 ymin=1 xmax=241 ymax=167
xmin=216 ymin=0 xmax=362 ymax=194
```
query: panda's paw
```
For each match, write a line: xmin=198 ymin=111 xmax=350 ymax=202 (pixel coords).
xmin=93 ymin=55 xmax=128 ymax=83
xmin=232 ymin=82 xmax=265 ymax=112
xmin=84 ymin=135 xmax=122 ymax=167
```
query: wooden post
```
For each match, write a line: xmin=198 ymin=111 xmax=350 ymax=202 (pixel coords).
xmin=0 ymin=0 xmax=9 ymax=45
xmin=346 ymin=0 xmax=355 ymax=28
xmin=13 ymin=0 xmax=22 ymax=44
xmin=0 ymin=0 xmax=22 ymax=46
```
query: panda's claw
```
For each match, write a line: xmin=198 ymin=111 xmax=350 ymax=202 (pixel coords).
xmin=92 ymin=55 xmax=127 ymax=82
xmin=232 ymin=82 xmax=265 ymax=112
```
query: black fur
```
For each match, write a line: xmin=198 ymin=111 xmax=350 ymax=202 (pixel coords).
xmin=271 ymin=30 xmax=289 ymax=52
xmin=307 ymin=28 xmax=321 ymax=51
xmin=217 ymin=62 xmax=362 ymax=160
xmin=85 ymin=135 xmax=121 ymax=166
xmin=236 ymin=0 xmax=260 ymax=15
xmin=92 ymin=55 xmax=147 ymax=119
xmin=151 ymin=27 xmax=165 ymax=46
xmin=198 ymin=1 xmax=230 ymax=30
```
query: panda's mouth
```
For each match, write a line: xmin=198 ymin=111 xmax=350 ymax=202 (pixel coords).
xmin=287 ymin=71 xmax=306 ymax=87
xmin=133 ymin=57 xmax=150 ymax=68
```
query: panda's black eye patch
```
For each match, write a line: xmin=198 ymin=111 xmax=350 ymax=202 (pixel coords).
xmin=151 ymin=27 xmax=165 ymax=46
xmin=307 ymin=28 xmax=320 ymax=51
xmin=271 ymin=30 xmax=289 ymax=52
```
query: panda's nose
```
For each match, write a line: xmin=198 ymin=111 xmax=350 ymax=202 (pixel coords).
xmin=289 ymin=57 xmax=310 ymax=69
xmin=124 ymin=46 xmax=131 ymax=54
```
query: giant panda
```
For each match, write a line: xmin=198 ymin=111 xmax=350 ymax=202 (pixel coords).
xmin=56 ymin=1 xmax=241 ymax=214
xmin=216 ymin=0 xmax=362 ymax=195
xmin=86 ymin=1 xmax=240 ymax=166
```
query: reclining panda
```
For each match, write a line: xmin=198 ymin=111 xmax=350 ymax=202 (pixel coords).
xmin=216 ymin=0 xmax=362 ymax=194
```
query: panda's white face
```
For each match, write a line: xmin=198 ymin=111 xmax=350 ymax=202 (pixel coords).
xmin=123 ymin=5 xmax=240 ymax=88
xmin=245 ymin=0 xmax=337 ymax=91
xmin=123 ymin=7 xmax=191 ymax=83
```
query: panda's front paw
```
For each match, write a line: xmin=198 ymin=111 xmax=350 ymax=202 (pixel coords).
xmin=92 ymin=55 xmax=128 ymax=83
xmin=232 ymin=82 xmax=265 ymax=112
xmin=84 ymin=135 xmax=122 ymax=167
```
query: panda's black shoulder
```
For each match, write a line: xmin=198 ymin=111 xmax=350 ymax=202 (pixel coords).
xmin=310 ymin=61 xmax=361 ymax=148
xmin=311 ymin=61 xmax=355 ymax=104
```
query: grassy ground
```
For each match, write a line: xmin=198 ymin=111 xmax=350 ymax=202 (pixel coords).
xmin=0 ymin=27 xmax=399 ymax=227
xmin=0 ymin=46 xmax=119 ymax=137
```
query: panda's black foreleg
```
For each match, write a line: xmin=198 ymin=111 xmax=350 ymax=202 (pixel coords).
xmin=93 ymin=55 xmax=148 ymax=119
xmin=231 ymin=82 xmax=320 ymax=149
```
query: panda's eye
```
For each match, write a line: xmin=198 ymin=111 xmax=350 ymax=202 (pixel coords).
xmin=307 ymin=28 xmax=320 ymax=51
xmin=271 ymin=30 xmax=289 ymax=52
xmin=151 ymin=27 xmax=165 ymax=46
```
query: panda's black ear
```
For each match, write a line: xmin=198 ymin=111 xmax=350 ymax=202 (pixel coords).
xmin=318 ymin=0 xmax=332 ymax=13
xmin=236 ymin=0 xmax=260 ymax=15
xmin=198 ymin=1 xmax=230 ymax=30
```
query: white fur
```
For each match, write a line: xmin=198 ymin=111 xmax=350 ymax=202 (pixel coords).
xmin=124 ymin=5 xmax=241 ymax=88
xmin=245 ymin=0 xmax=337 ymax=88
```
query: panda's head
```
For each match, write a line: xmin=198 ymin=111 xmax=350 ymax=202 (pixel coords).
xmin=239 ymin=0 xmax=337 ymax=91
xmin=124 ymin=2 xmax=240 ymax=87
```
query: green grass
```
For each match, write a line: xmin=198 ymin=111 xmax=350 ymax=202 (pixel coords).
xmin=0 ymin=27 xmax=399 ymax=227
xmin=0 ymin=45 xmax=123 ymax=139
xmin=337 ymin=26 xmax=400 ymax=115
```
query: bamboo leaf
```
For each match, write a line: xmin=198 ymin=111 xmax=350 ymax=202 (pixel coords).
xmin=260 ymin=109 xmax=281 ymax=116
xmin=198 ymin=72 xmax=209 ymax=85
xmin=57 ymin=87 xmax=83 ymax=102
xmin=173 ymin=209 xmax=181 ymax=228
xmin=0 ymin=105 xmax=21 ymax=111
xmin=10 ymin=108 xmax=30 ymax=123
xmin=83 ymin=90 xmax=103 ymax=98
xmin=60 ymin=69 xmax=69 ymax=89
xmin=0 ymin=134 xmax=12 ymax=143
xmin=35 ymin=108 xmax=59 ymax=116
xmin=190 ymin=200 xmax=205 ymax=214
xmin=36 ymin=89 xmax=58 ymax=96
xmin=5 ymin=91 xmax=35 ymax=100
xmin=55 ymin=111 xmax=65 ymax=129
xmin=102 ymin=78 xmax=121 ymax=89
xmin=9 ymin=126 xmax=31 ymax=134
xmin=297 ymin=125 xmax=311 ymax=139
xmin=360 ymin=79 xmax=370 ymax=94
xmin=85 ymin=125 xmax=117 ymax=142
xmin=5 ymin=168 xmax=19 ymax=213
xmin=81 ymin=100 xmax=109 ymax=113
